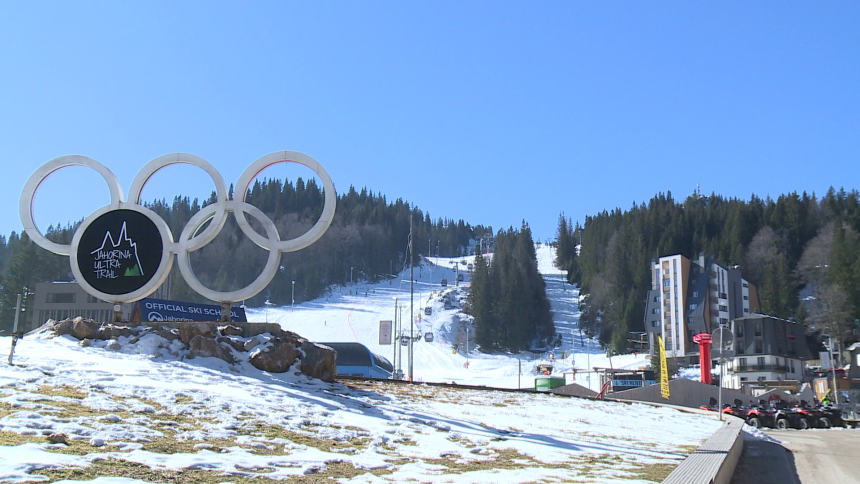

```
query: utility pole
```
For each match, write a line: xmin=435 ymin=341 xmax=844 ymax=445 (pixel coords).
xmin=409 ymin=209 xmax=414 ymax=382
xmin=830 ymin=334 xmax=839 ymax=405
xmin=291 ymin=280 xmax=295 ymax=312
xmin=8 ymin=294 xmax=22 ymax=366
xmin=398 ymin=305 xmax=404 ymax=376
xmin=429 ymin=238 xmax=432 ymax=287
xmin=393 ymin=297 xmax=398 ymax=373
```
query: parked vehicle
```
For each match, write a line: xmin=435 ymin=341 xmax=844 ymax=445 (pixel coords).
xmin=783 ymin=400 xmax=816 ymax=429
xmin=771 ymin=400 xmax=804 ymax=430
xmin=818 ymin=405 xmax=846 ymax=428
xmin=746 ymin=400 xmax=776 ymax=429
xmin=441 ymin=278 xmax=447 ymax=287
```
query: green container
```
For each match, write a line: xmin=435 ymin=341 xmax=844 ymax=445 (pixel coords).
xmin=534 ymin=377 xmax=566 ymax=392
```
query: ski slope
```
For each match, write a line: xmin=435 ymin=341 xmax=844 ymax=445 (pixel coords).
xmin=248 ymin=245 xmax=649 ymax=390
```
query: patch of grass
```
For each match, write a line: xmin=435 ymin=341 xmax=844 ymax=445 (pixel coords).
xmin=174 ymin=395 xmax=194 ymax=404
xmin=623 ymin=462 xmax=678 ymax=482
xmin=677 ymin=444 xmax=699 ymax=454
xmin=34 ymin=385 xmax=89 ymax=400
xmin=34 ymin=457 xmax=391 ymax=483
xmin=0 ymin=430 xmax=43 ymax=446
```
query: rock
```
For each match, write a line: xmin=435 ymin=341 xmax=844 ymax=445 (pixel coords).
xmin=217 ymin=336 xmax=246 ymax=352
xmin=48 ymin=433 xmax=68 ymax=445
xmin=178 ymin=322 xmax=217 ymax=345
xmin=79 ymin=338 xmax=92 ymax=347
xmin=107 ymin=340 xmax=122 ymax=351
xmin=157 ymin=329 xmax=179 ymax=342
xmin=50 ymin=319 xmax=74 ymax=337
xmin=89 ymin=437 xmax=106 ymax=447
xmin=299 ymin=341 xmax=337 ymax=382
xmin=100 ymin=325 xmax=134 ymax=340
xmin=243 ymin=337 xmax=261 ymax=352
xmin=249 ymin=338 xmax=299 ymax=373
xmin=218 ymin=325 xmax=244 ymax=337
xmin=70 ymin=320 xmax=100 ymax=340
xmin=187 ymin=335 xmax=235 ymax=364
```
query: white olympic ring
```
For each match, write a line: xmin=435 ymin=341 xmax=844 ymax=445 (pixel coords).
xmin=19 ymin=151 xmax=337 ymax=303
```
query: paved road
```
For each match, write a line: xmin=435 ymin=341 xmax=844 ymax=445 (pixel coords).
xmin=731 ymin=428 xmax=860 ymax=484
xmin=770 ymin=428 xmax=860 ymax=483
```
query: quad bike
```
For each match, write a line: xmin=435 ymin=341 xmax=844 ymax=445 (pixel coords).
xmin=745 ymin=400 xmax=776 ymax=429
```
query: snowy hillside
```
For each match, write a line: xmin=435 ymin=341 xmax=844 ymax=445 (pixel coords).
xmin=0 ymin=245 xmax=723 ymax=482
xmin=249 ymin=244 xmax=648 ymax=390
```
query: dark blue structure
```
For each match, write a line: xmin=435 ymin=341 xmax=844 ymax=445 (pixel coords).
xmin=320 ymin=342 xmax=393 ymax=378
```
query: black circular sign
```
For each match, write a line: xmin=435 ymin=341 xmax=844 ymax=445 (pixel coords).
xmin=77 ymin=209 xmax=164 ymax=295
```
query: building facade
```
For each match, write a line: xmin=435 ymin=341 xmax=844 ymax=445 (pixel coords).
xmin=724 ymin=314 xmax=809 ymax=389
xmin=29 ymin=279 xmax=173 ymax=332
xmin=644 ymin=252 xmax=760 ymax=361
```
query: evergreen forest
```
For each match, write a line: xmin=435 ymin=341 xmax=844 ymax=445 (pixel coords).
xmin=555 ymin=188 xmax=860 ymax=355
xmin=469 ymin=223 xmax=555 ymax=353
xmin=0 ymin=178 xmax=492 ymax=333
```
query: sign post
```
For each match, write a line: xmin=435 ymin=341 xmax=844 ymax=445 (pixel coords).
xmin=7 ymin=294 xmax=22 ymax=366
xmin=379 ymin=320 xmax=392 ymax=346
xmin=659 ymin=336 xmax=670 ymax=400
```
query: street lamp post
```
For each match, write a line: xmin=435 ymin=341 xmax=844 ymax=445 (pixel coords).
xmin=291 ymin=280 xmax=295 ymax=312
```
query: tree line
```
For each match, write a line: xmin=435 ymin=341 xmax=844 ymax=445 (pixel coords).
xmin=555 ymin=188 xmax=860 ymax=354
xmin=0 ymin=178 xmax=493 ymax=332
xmin=469 ymin=222 xmax=555 ymax=352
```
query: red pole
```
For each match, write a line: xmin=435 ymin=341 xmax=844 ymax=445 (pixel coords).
xmin=693 ymin=333 xmax=712 ymax=385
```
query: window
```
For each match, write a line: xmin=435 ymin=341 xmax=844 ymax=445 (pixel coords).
xmin=791 ymin=360 xmax=795 ymax=373
xmin=653 ymin=296 xmax=659 ymax=302
xmin=736 ymin=324 xmax=744 ymax=337
xmin=46 ymin=293 xmax=76 ymax=304
xmin=744 ymin=308 xmax=749 ymax=313
xmin=739 ymin=357 xmax=747 ymax=369
xmin=741 ymin=377 xmax=748 ymax=382
xmin=754 ymin=321 xmax=762 ymax=336
xmin=743 ymin=295 xmax=749 ymax=301
xmin=693 ymin=291 xmax=699 ymax=297
xmin=663 ymin=280 xmax=670 ymax=287
xmin=652 ymin=320 xmax=660 ymax=328
xmin=758 ymin=376 xmax=766 ymax=382
xmin=720 ymin=317 xmax=728 ymax=325
xmin=652 ymin=308 xmax=660 ymax=314
xmin=87 ymin=294 xmax=102 ymax=304
xmin=743 ymin=282 xmax=749 ymax=288
xmin=737 ymin=339 xmax=745 ymax=355
xmin=687 ymin=317 xmax=694 ymax=324
xmin=689 ymin=303 xmax=698 ymax=310
xmin=757 ymin=356 xmax=765 ymax=367
xmin=755 ymin=337 xmax=763 ymax=354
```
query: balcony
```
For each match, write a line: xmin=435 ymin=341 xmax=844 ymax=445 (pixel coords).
xmin=730 ymin=364 xmax=790 ymax=373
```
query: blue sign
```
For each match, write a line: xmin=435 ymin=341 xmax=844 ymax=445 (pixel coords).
xmin=139 ymin=298 xmax=247 ymax=322
xmin=612 ymin=379 xmax=658 ymax=388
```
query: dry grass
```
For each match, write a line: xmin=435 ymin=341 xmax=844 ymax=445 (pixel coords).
xmin=34 ymin=457 xmax=391 ymax=483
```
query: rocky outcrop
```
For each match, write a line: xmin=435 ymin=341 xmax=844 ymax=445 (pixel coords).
xmin=249 ymin=337 xmax=301 ymax=373
xmin=300 ymin=341 xmax=337 ymax=382
xmin=178 ymin=322 xmax=217 ymax=345
xmin=44 ymin=318 xmax=337 ymax=382
xmin=188 ymin=335 xmax=235 ymax=364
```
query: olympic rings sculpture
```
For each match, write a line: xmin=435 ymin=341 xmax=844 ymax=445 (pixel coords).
xmin=19 ymin=151 xmax=336 ymax=304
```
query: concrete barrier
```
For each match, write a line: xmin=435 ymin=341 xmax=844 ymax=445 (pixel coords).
xmin=662 ymin=415 xmax=744 ymax=484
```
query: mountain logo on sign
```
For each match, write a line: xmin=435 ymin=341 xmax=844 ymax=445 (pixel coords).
xmin=90 ymin=221 xmax=145 ymax=280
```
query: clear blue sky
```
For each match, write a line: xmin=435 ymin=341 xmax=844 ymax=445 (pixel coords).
xmin=1 ymin=2 xmax=858 ymax=243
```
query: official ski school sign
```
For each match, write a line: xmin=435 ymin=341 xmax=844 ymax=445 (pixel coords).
xmin=20 ymin=152 xmax=336 ymax=303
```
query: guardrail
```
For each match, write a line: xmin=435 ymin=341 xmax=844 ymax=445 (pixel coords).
xmin=662 ymin=415 xmax=744 ymax=484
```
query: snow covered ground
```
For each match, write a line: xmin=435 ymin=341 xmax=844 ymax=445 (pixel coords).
xmin=250 ymin=245 xmax=649 ymax=391
xmin=0 ymin=245 xmax=722 ymax=482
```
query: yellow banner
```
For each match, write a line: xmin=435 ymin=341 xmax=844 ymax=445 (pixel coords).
xmin=659 ymin=336 xmax=670 ymax=400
